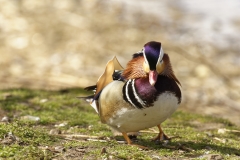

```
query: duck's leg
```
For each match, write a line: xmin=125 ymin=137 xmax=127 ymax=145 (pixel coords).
xmin=122 ymin=132 xmax=132 ymax=145
xmin=122 ymin=132 xmax=148 ymax=150
xmin=152 ymin=124 xmax=170 ymax=141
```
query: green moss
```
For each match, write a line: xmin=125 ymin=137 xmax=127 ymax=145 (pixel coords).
xmin=0 ymin=88 xmax=239 ymax=159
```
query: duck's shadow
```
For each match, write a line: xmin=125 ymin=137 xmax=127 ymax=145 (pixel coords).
xmin=114 ymin=134 xmax=240 ymax=157
xmin=135 ymin=138 xmax=240 ymax=157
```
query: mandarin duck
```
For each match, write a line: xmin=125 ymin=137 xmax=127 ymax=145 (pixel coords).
xmin=83 ymin=41 xmax=181 ymax=147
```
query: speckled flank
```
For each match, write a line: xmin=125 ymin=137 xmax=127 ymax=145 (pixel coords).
xmin=98 ymin=81 xmax=133 ymax=124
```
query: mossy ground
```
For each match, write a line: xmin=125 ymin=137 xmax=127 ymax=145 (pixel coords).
xmin=0 ymin=88 xmax=239 ymax=159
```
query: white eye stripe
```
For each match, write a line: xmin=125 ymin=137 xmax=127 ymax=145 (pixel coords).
xmin=157 ymin=46 xmax=164 ymax=64
xmin=160 ymin=47 xmax=164 ymax=59
xmin=143 ymin=47 xmax=163 ymax=62
xmin=142 ymin=48 xmax=149 ymax=64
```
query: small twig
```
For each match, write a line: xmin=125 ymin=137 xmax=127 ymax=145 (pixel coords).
xmin=87 ymin=138 xmax=108 ymax=142
xmin=62 ymin=137 xmax=108 ymax=143
xmin=63 ymin=137 xmax=84 ymax=143
xmin=224 ymin=129 xmax=240 ymax=133
xmin=213 ymin=137 xmax=226 ymax=143
xmin=65 ymin=137 xmax=127 ymax=144
xmin=57 ymin=134 xmax=101 ymax=140
xmin=218 ymin=128 xmax=240 ymax=134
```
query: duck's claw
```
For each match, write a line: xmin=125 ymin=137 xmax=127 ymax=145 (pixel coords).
xmin=122 ymin=132 xmax=148 ymax=150
xmin=152 ymin=124 xmax=171 ymax=142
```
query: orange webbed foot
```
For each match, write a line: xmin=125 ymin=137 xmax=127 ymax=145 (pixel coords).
xmin=152 ymin=125 xmax=171 ymax=142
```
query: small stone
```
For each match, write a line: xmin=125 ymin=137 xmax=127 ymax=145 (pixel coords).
xmin=213 ymin=137 xmax=227 ymax=143
xmin=55 ymin=122 xmax=67 ymax=127
xmin=218 ymin=128 xmax=226 ymax=134
xmin=88 ymin=125 xmax=93 ymax=130
xmin=207 ymin=154 xmax=224 ymax=160
xmin=49 ymin=129 xmax=61 ymax=135
xmin=105 ymin=137 xmax=111 ymax=141
xmin=178 ymin=150 xmax=185 ymax=154
xmin=1 ymin=116 xmax=9 ymax=122
xmin=38 ymin=146 xmax=49 ymax=150
xmin=75 ymin=147 xmax=85 ymax=152
xmin=40 ymin=99 xmax=48 ymax=103
xmin=54 ymin=146 xmax=66 ymax=153
xmin=20 ymin=115 xmax=40 ymax=122
xmin=206 ymin=132 xmax=213 ymax=137
xmin=152 ymin=155 xmax=161 ymax=160
xmin=215 ymin=155 xmax=224 ymax=160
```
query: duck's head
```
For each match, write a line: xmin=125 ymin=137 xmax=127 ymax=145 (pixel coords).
xmin=142 ymin=41 xmax=165 ymax=86
xmin=122 ymin=41 xmax=180 ymax=86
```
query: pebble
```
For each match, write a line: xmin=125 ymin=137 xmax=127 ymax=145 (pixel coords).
xmin=152 ymin=155 xmax=161 ymax=160
xmin=1 ymin=116 xmax=9 ymax=122
xmin=214 ymin=155 xmax=224 ymax=160
xmin=75 ymin=147 xmax=85 ymax=152
xmin=40 ymin=99 xmax=48 ymax=103
xmin=54 ymin=146 xmax=66 ymax=153
xmin=55 ymin=122 xmax=68 ymax=127
xmin=218 ymin=128 xmax=226 ymax=134
xmin=205 ymin=132 xmax=213 ymax=137
xmin=20 ymin=115 xmax=40 ymax=122
xmin=49 ymin=129 xmax=61 ymax=135
xmin=88 ymin=125 xmax=93 ymax=130
xmin=200 ymin=154 xmax=224 ymax=160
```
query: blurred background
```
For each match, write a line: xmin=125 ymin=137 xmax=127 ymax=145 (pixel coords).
xmin=0 ymin=0 xmax=240 ymax=125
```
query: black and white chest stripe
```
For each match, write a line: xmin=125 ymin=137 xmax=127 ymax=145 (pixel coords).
xmin=122 ymin=79 xmax=146 ymax=109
